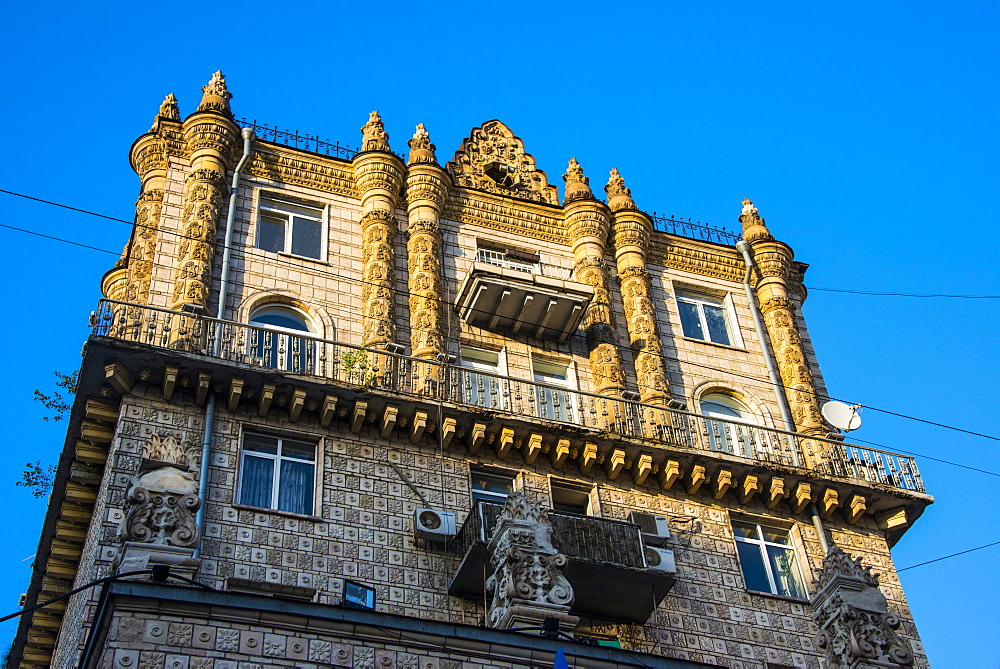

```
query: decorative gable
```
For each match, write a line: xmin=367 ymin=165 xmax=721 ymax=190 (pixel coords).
xmin=447 ymin=120 xmax=558 ymax=205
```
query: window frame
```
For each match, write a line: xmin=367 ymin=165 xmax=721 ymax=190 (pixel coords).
xmin=236 ymin=431 xmax=318 ymax=517
xmin=676 ymin=290 xmax=742 ymax=347
xmin=731 ymin=519 xmax=807 ymax=600
xmin=532 ymin=358 xmax=577 ymax=423
xmin=459 ymin=346 xmax=508 ymax=410
xmin=255 ymin=194 xmax=326 ymax=261
xmin=470 ymin=468 xmax=516 ymax=506
xmin=247 ymin=304 xmax=318 ymax=374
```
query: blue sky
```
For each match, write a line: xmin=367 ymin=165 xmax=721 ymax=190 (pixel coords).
xmin=1 ymin=1 xmax=997 ymax=665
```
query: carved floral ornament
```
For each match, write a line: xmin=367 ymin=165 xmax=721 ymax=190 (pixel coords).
xmin=739 ymin=197 xmax=773 ymax=242
xmin=121 ymin=466 xmax=201 ymax=549
xmin=196 ymin=71 xmax=233 ymax=115
xmin=447 ymin=120 xmax=558 ymax=205
xmin=150 ymin=93 xmax=180 ymax=131
xmin=360 ymin=110 xmax=391 ymax=152
xmin=407 ymin=123 xmax=437 ymax=164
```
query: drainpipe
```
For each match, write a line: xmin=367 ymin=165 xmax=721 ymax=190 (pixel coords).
xmin=736 ymin=240 xmax=830 ymax=556
xmin=194 ymin=127 xmax=254 ymax=558
xmin=736 ymin=240 xmax=793 ymax=433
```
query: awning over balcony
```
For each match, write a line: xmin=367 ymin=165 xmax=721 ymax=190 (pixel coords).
xmin=450 ymin=502 xmax=676 ymax=623
xmin=455 ymin=262 xmax=594 ymax=341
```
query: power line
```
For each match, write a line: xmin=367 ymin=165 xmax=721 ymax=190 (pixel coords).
xmin=0 ymin=222 xmax=119 ymax=256
xmin=807 ymin=286 xmax=1000 ymax=299
xmin=850 ymin=437 xmax=1000 ymax=478
xmin=3 ymin=187 xmax=999 ymax=449
xmin=897 ymin=541 xmax=1000 ymax=572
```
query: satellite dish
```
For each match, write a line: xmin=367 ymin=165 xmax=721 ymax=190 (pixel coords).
xmin=822 ymin=401 xmax=862 ymax=431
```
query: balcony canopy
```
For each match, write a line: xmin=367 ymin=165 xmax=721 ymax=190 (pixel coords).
xmin=456 ymin=262 xmax=593 ymax=341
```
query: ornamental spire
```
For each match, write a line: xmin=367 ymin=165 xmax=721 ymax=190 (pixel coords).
xmin=360 ymin=110 xmax=391 ymax=152
xmin=563 ymin=157 xmax=593 ymax=203
xmin=151 ymin=93 xmax=180 ymax=130
xmin=604 ymin=168 xmax=636 ymax=211
xmin=407 ymin=123 xmax=437 ymax=164
xmin=739 ymin=197 xmax=773 ymax=242
xmin=196 ymin=71 xmax=233 ymax=115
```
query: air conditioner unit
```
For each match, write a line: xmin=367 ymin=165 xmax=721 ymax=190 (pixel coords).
xmin=644 ymin=546 xmax=677 ymax=574
xmin=629 ymin=511 xmax=671 ymax=546
xmin=413 ymin=508 xmax=456 ymax=543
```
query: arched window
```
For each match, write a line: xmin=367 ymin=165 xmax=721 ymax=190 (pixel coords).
xmin=699 ymin=393 xmax=756 ymax=457
xmin=249 ymin=305 xmax=316 ymax=374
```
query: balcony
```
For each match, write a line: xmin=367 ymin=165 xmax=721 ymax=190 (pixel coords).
xmin=89 ymin=299 xmax=926 ymax=500
xmin=456 ymin=254 xmax=593 ymax=342
xmin=449 ymin=501 xmax=675 ymax=622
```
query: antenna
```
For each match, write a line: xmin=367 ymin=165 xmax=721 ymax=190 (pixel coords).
xmin=822 ymin=401 xmax=863 ymax=431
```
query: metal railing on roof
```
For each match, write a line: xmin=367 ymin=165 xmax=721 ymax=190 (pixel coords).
xmin=91 ymin=299 xmax=925 ymax=493
xmin=649 ymin=213 xmax=742 ymax=245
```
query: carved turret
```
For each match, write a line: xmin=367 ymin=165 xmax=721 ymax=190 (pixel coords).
xmin=607 ymin=170 xmax=672 ymax=412
xmin=169 ymin=73 xmax=240 ymax=316
xmin=353 ymin=112 xmax=405 ymax=349
xmin=741 ymin=200 xmax=826 ymax=442
xmin=564 ymin=160 xmax=625 ymax=399
xmin=151 ymin=93 xmax=180 ymax=131
xmin=404 ymin=124 xmax=450 ymax=368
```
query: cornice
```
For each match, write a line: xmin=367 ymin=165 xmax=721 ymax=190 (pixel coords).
xmin=651 ymin=235 xmax=745 ymax=282
xmin=442 ymin=187 xmax=567 ymax=245
xmin=245 ymin=143 xmax=358 ymax=198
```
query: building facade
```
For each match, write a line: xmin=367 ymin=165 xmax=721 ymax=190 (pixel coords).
xmin=12 ymin=72 xmax=932 ymax=668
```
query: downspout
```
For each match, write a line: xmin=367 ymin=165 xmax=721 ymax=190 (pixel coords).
xmin=194 ymin=127 xmax=254 ymax=558
xmin=736 ymin=240 xmax=831 ymax=557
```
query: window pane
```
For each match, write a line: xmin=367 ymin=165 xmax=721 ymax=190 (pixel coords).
xmin=736 ymin=541 xmax=772 ymax=592
xmin=240 ymin=456 xmax=274 ymax=507
xmin=678 ymin=301 xmax=705 ymax=339
xmin=243 ymin=434 xmax=279 ymax=454
xmin=472 ymin=473 xmax=514 ymax=496
xmin=258 ymin=212 xmax=286 ymax=253
xmin=281 ymin=438 xmax=315 ymax=461
xmin=251 ymin=310 xmax=310 ymax=332
xmin=703 ymin=305 xmax=732 ymax=345
xmin=767 ymin=545 xmax=805 ymax=598
xmin=291 ymin=216 xmax=322 ymax=259
xmin=278 ymin=459 xmax=314 ymax=515
xmin=732 ymin=521 xmax=759 ymax=540
xmin=761 ymin=527 xmax=790 ymax=545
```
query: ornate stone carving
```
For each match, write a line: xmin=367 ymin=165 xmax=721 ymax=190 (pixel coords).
xmin=142 ymin=432 xmax=200 ymax=471
xmin=152 ymin=93 xmax=180 ymax=130
xmin=605 ymin=168 xmax=636 ymax=211
xmin=171 ymin=169 xmax=223 ymax=310
xmin=131 ymin=135 xmax=169 ymax=179
xmin=485 ymin=492 xmax=578 ymax=632
xmin=447 ymin=120 xmax=558 ymax=204
xmin=360 ymin=209 xmax=398 ymax=348
xmin=124 ymin=189 xmax=164 ymax=305
xmin=407 ymin=123 xmax=437 ymax=164
xmin=361 ymin=110 xmax=390 ymax=153
xmin=563 ymin=158 xmax=593 ymax=203
xmin=739 ymin=198 xmax=773 ymax=242
xmin=196 ymin=70 xmax=232 ymax=116
xmin=121 ymin=466 xmax=201 ymax=548
xmin=442 ymin=191 xmax=566 ymax=244
xmin=812 ymin=547 xmax=914 ymax=668
xmin=247 ymin=148 xmax=357 ymax=198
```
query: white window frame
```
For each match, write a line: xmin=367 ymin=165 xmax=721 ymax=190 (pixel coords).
xmin=470 ymin=469 xmax=516 ymax=506
xmin=532 ymin=358 xmax=578 ymax=423
xmin=732 ymin=520 xmax=807 ymax=599
xmin=248 ymin=305 xmax=318 ymax=375
xmin=237 ymin=432 xmax=318 ymax=516
xmin=459 ymin=346 xmax=508 ymax=410
xmin=255 ymin=195 xmax=326 ymax=260
xmin=676 ymin=291 xmax=743 ymax=347
xmin=476 ymin=247 xmax=538 ymax=274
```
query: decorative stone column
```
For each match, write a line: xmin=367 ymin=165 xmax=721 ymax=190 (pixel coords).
xmin=353 ymin=112 xmax=405 ymax=349
xmin=812 ymin=546 xmax=914 ymax=668
xmin=117 ymin=435 xmax=203 ymax=580
xmin=485 ymin=492 xmax=578 ymax=634
xmin=171 ymin=72 xmax=239 ymax=314
xmin=564 ymin=159 xmax=626 ymax=405
xmin=740 ymin=199 xmax=826 ymax=445
xmin=607 ymin=170 xmax=674 ymax=438
xmin=404 ymin=124 xmax=449 ymax=359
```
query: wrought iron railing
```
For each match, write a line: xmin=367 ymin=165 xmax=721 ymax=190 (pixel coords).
xmin=649 ymin=213 xmax=741 ymax=245
xmin=90 ymin=300 xmax=924 ymax=492
xmin=236 ymin=118 xmax=359 ymax=160
xmin=456 ymin=501 xmax=646 ymax=568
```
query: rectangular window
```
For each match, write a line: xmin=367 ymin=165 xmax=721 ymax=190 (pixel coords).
xmin=533 ymin=360 xmax=574 ymax=422
xmin=677 ymin=292 xmax=735 ymax=346
xmin=256 ymin=196 xmax=324 ymax=260
xmin=238 ymin=432 xmax=316 ymax=516
xmin=550 ymin=479 xmax=592 ymax=515
xmin=460 ymin=347 xmax=505 ymax=410
xmin=471 ymin=469 xmax=515 ymax=506
xmin=732 ymin=520 xmax=806 ymax=599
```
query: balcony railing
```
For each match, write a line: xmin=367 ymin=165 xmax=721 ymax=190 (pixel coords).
xmin=91 ymin=299 xmax=925 ymax=493
xmin=475 ymin=249 xmax=574 ymax=280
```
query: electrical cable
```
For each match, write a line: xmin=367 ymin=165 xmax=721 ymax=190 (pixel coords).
xmin=897 ymin=541 xmax=1000 ymax=572
xmin=808 ymin=287 xmax=1000 ymax=299
xmin=3 ymin=187 xmax=999 ymax=449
